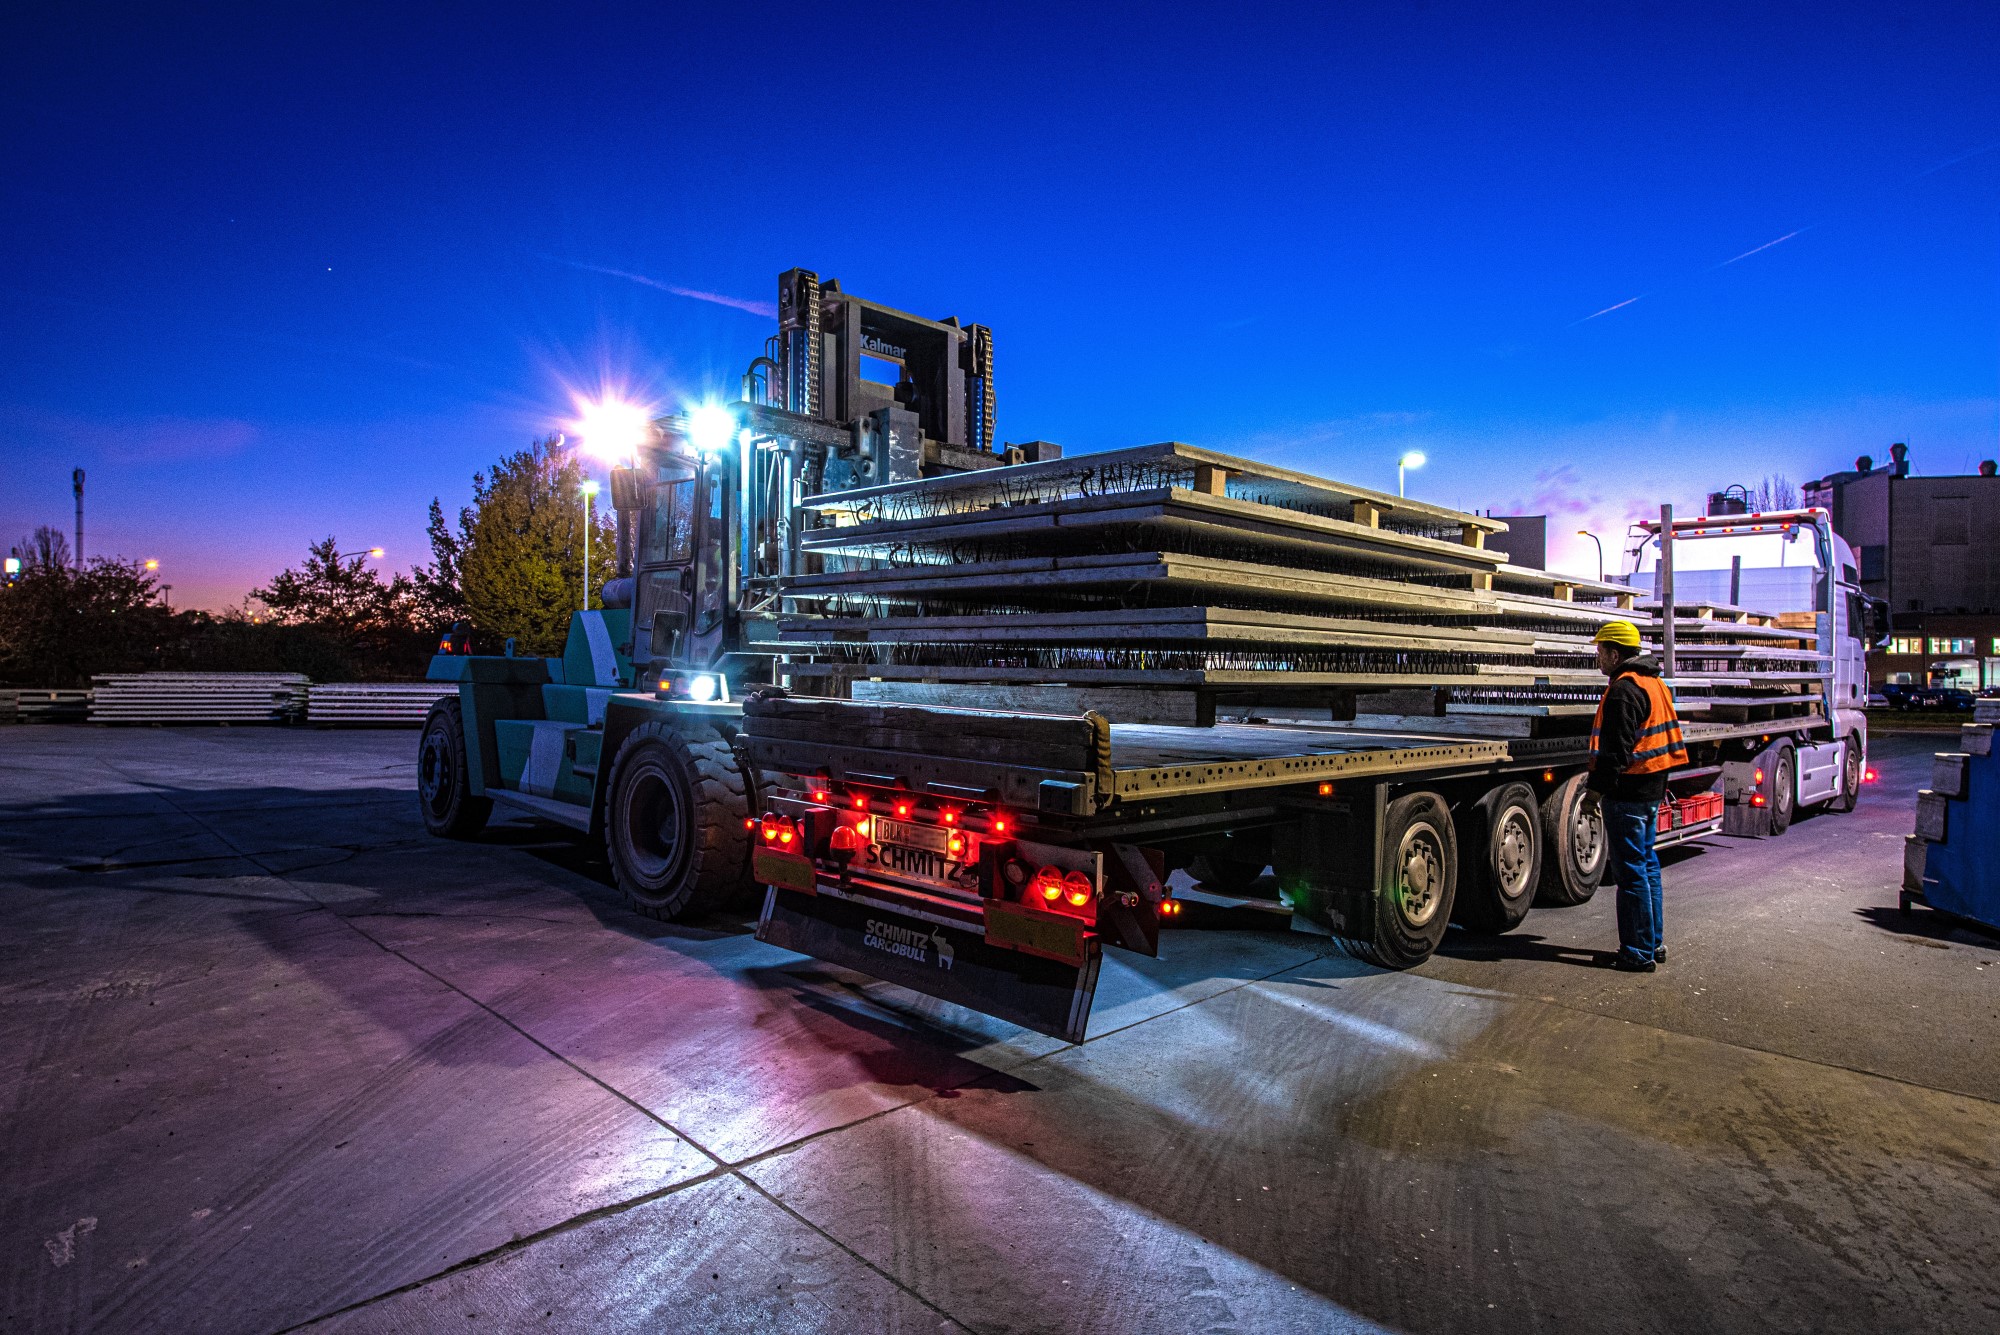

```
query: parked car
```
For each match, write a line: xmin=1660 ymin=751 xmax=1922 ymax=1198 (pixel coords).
xmin=1901 ymin=685 xmax=1976 ymax=710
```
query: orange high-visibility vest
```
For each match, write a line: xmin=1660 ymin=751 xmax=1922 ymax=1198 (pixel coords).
xmin=1590 ymin=673 xmax=1687 ymax=774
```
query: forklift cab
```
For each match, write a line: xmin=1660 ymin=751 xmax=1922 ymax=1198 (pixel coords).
xmin=620 ymin=439 xmax=733 ymax=681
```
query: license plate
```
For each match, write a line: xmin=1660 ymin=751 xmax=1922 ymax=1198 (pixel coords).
xmin=863 ymin=817 xmax=973 ymax=891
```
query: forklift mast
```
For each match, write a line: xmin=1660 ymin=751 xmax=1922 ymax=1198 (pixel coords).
xmin=609 ymin=268 xmax=1020 ymax=692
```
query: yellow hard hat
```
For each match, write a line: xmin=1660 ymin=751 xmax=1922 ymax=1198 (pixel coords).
xmin=1593 ymin=620 xmax=1642 ymax=648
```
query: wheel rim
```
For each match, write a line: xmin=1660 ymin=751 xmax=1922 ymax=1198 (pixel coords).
xmin=1775 ymin=756 xmax=1794 ymax=815
xmin=621 ymin=759 xmax=690 ymax=889
xmin=419 ymin=726 xmax=453 ymax=814
xmin=1844 ymin=747 xmax=1860 ymax=798
xmin=1571 ymin=793 xmax=1605 ymax=877
xmin=1394 ymin=819 xmax=1447 ymax=927
xmin=1494 ymin=806 xmax=1535 ymax=900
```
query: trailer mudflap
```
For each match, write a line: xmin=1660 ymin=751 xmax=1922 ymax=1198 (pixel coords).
xmin=756 ymin=884 xmax=1102 ymax=1044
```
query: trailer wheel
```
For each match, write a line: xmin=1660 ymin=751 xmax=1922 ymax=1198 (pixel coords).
xmin=417 ymin=697 xmax=491 ymax=839
xmin=1535 ymin=773 xmax=1605 ymax=907
xmin=606 ymin=722 xmax=750 ymax=921
xmin=1354 ymin=791 xmax=1457 ymax=968
xmin=1189 ymin=855 xmax=1269 ymax=894
xmin=1453 ymin=782 xmax=1540 ymax=934
xmin=1766 ymin=742 xmax=1797 ymax=834
xmin=1828 ymin=735 xmax=1862 ymax=814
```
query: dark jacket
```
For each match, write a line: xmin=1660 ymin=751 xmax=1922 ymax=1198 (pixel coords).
xmin=1587 ymin=655 xmax=1672 ymax=805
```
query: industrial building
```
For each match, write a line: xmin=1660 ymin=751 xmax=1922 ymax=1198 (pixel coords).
xmin=1805 ymin=443 xmax=2000 ymax=689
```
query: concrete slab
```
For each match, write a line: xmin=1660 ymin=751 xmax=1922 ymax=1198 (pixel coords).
xmin=314 ymin=1176 xmax=951 ymax=1334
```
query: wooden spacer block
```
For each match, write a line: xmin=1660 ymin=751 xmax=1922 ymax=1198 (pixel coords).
xmin=1931 ymin=753 xmax=1969 ymax=798
xmin=1914 ymin=790 xmax=1948 ymax=843
xmin=1350 ymin=500 xmax=1384 ymax=528
xmin=1469 ymin=572 xmax=1494 ymax=591
xmin=1552 ymin=582 xmax=1575 ymax=602
xmin=1193 ymin=464 xmax=1229 ymax=496
xmin=1460 ymin=523 xmax=1486 ymax=548
xmin=1615 ymin=592 xmax=1635 ymax=610
xmin=1903 ymin=834 xmax=1930 ymax=891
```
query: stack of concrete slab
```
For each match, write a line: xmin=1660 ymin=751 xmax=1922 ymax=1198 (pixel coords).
xmin=88 ymin=673 xmax=309 ymax=725
xmin=1905 ymin=699 xmax=2000 ymax=933
xmin=0 ymin=688 xmax=92 ymax=723
xmin=774 ymin=442 xmax=1829 ymax=720
xmin=306 ymin=681 xmax=457 ymax=726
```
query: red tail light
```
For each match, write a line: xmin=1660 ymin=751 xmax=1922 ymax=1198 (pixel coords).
xmin=1864 ymin=768 xmax=1878 ymax=784
xmin=1062 ymin=870 xmax=1093 ymax=907
xmin=947 ymin=833 xmax=965 ymax=856
xmin=760 ymin=815 xmax=782 ymax=843
xmin=1754 ymin=767 xmax=1765 ymax=785
xmin=1751 ymin=794 xmax=1766 ymax=807
xmin=1034 ymin=866 xmax=1065 ymax=903
xmin=991 ymin=814 xmax=1010 ymax=836
xmin=743 ymin=817 xmax=756 ymax=831
xmin=941 ymin=809 xmax=959 ymax=825
xmin=894 ymin=801 xmax=913 ymax=819
xmin=852 ymin=794 xmax=868 ymax=811
xmin=810 ymin=789 xmax=830 ymax=803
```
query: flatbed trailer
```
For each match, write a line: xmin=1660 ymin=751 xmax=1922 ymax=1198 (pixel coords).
xmin=418 ymin=266 xmax=1876 ymax=1046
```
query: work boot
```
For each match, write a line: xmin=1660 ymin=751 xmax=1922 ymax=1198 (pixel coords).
xmin=1654 ymin=946 xmax=1667 ymax=964
xmin=1610 ymin=955 xmax=1656 ymax=973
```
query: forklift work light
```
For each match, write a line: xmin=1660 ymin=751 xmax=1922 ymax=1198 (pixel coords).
xmin=687 ymin=402 xmax=737 ymax=456
xmin=572 ymin=394 xmax=654 ymax=464
xmin=687 ymin=673 xmax=720 ymax=703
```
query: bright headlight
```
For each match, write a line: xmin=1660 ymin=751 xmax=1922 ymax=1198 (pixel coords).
xmin=688 ymin=673 xmax=720 ymax=703
xmin=687 ymin=403 xmax=737 ymax=456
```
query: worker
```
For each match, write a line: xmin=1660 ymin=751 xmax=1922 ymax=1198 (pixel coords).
xmin=1587 ymin=619 xmax=1686 ymax=972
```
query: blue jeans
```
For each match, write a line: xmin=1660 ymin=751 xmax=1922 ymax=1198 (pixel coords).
xmin=1602 ymin=798 xmax=1663 ymax=963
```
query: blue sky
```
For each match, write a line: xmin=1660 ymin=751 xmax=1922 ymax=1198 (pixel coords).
xmin=3 ymin=2 xmax=1996 ymax=607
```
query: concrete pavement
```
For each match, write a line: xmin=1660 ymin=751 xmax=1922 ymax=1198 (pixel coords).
xmin=2 ymin=724 xmax=1994 ymax=1333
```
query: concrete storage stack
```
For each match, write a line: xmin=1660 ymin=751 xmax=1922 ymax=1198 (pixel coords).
xmin=0 ymin=688 xmax=92 ymax=724
xmin=771 ymin=442 xmax=1832 ymax=730
xmin=306 ymin=681 xmax=457 ymax=726
xmin=88 ymin=672 xmax=309 ymax=724
xmin=1904 ymin=699 xmax=2000 ymax=933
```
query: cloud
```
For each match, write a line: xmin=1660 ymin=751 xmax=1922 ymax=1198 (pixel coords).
xmin=553 ymin=259 xmax=778 ymax=318
xmin=5 ymin=408 xmax=261 ymax=464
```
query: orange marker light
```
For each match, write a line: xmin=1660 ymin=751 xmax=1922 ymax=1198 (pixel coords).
xmin=1753 ymin=768 xmax=1765 ymax=785
xmin=1317 ymin=782 xmax=1334 ymax=797
xmin=854 ymin=817 xmax=872 ymax=840
xmin=1542 ymin=770 xmax=1555 ymax=783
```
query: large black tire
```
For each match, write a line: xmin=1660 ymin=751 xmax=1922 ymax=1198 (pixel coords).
xmin=417 ymin=697 xmax=491 ymax=839
xmin=1535 ymin=773 xmax=1606 ymax=907
xmin=1350 ymin=791 xmax=1457 ymax=968
xmin=605 ymin=722 xmax=750 ymax=920
xmin=1189 ymin=854 xmax=1269 ymax=894
xmin=1766 ymin=741 xmax=1797 ymax=834
xmin=1828 ymin=734 xmax=1862 ymax=814
xmin=1453 ymin=782 xmax=1541 ymax=934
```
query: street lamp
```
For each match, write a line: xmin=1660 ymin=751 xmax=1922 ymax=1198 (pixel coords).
xmin=581 ymin=479 xmax=601 ymax=614
xmin=1576 ymin=529 xmax=1604 ymax=581
xmin=1397 ymin=451 xmax=1426 ymax=498
xmin=572 ymin=395 xmax=654 ymax=466
xmin=337 ymin=547 xmax=385 ymax=560
xmin=143 ymin=559 xmax=160 ymax=571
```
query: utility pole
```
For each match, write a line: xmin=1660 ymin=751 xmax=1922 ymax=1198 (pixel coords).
xmin=72 ymin=468 xmax=85 ymax=570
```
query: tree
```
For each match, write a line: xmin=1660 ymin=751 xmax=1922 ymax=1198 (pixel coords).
xmin=1753 ymin=475 xmax=1798 ymax=512
xmin=250 ymin=537 xmax=427 ymax=677
xmin=449 ymin=436 xmax=617 ymax=657
xmin=0 ymin=531 xmax=175 ymax=687
xmin=412 ymin=498 xmax=472 ymax=629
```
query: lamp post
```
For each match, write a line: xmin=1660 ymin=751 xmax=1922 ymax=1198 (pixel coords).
xmin=1397 ymin=451 xmax=1426 ymax=498
xmin=337 ymin=547 xmax=385 ymax=561
xmin=1576 ymin=529 xmax=1604 ymax=581
xmin=581 ymin=479 xmax=601 ymax=613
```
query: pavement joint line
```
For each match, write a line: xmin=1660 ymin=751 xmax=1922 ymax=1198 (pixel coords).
xmin=99 ymin=758 xmax=969 ymax=1333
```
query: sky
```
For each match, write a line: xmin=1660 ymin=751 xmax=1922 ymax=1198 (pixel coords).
xmin=3 ymin=1 xmax=1997 ymax=607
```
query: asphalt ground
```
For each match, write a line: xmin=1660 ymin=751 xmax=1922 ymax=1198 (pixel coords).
xmin=2 ymin=724 xmax=1995 ymax=1334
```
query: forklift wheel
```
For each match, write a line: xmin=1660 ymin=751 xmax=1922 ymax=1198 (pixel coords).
xmin=606 ymin=722 xmax=750 ymax=921
xmin=1352 ymin=790 xmax=1457 ymax=968
xmin=417 ymin=698 xmax=492 ymax=839
xmin=1453 ymin=782 xmax=1541 ymax=934
xmin=1535 ymin=773 xmax=1605 ymax=907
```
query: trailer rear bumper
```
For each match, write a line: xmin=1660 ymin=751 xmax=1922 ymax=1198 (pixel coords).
xmin=755 ymin=877 xmax=1102 ymax=1044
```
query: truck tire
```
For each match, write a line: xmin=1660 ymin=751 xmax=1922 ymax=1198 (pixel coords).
xmin=1766 ymin=741 xmax=1797 ymax=834
xmin=1828 ymin=735 xmax=1862 ymax=814
xmin=1352 ymin=790 xmax=1457 ymax=968
xmin=606 ymin=721 xmax=751 ymax=921
xmin=1189 ymin=855 xmax=1269 ymax=894
xmin=417 ymin=697 xmax=491 ymax=839
xmin=1535 ymin=773 xmax=1605 ymax=907
xmin=1453 ymin=782 xmax=1540 ymax=934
